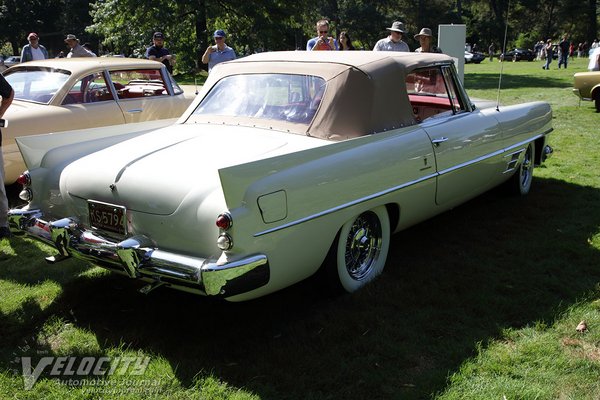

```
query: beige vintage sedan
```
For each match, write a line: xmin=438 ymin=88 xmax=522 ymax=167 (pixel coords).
xmin=573 ymin=71 xmax=600 ymax=112
xmin=2 ymin=58 xmax=196 ymax=183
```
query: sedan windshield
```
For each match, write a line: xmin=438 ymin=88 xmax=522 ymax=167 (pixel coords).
xmin=4 ymin=68 xmax=71 ymax=104
xmin=192 ymin=74 xmax=326 ymax=124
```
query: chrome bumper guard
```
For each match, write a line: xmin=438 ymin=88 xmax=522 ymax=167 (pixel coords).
xmin=8 ymin=209 xmax=269 ymax=297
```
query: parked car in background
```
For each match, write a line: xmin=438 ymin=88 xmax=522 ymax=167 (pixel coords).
xmin=573 ymin=71 xmax=600 ymax=112
xmin=3 ymin=55 xmax=21 ymax=68
xmin=465 ymin=51 xmax=485 ymax=64
xmin=1 ymin=57 xmax=196 ymax=183
xmin=500 ymin=48 xmax=535 ymax=61
xmin=9 ymin=51 xmax=553 ymax=302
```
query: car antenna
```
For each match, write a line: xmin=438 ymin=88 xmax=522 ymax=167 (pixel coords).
xmin=194 ymin=78 xmax=199 ymax=95
xmin=496 ymin=0 xmax=511 ymax=111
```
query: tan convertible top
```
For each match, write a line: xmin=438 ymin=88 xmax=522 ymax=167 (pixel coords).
xmin=189 ymin=51 xmax=455 ymax=140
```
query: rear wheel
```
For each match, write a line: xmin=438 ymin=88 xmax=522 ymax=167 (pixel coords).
xmin=329 ymin=206 xmax=391 ymax=293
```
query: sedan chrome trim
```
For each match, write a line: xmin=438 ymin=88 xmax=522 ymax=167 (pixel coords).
xmin=254 ymin=129 xmax=553 ymax=237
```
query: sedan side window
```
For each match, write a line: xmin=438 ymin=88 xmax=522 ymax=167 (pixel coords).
xmin=109 ymin=69 xmax=168 ymax=100
xmin=63 ymin=73 xmax=114 ymax=105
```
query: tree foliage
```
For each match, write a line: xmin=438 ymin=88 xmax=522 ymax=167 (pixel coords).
xmin=0 ymin=0 xmax=597 ymax=69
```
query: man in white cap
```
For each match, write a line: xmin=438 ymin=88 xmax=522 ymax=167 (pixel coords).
xmin=64 ymin=34 xmax=96 ymax=58
xmin=20 ymin=32 xmax=48 ymax=62
xmin=373 ymin=21 xmax=409 ymax=52
xmin=414 ymin=28 xmax=441 ymax=53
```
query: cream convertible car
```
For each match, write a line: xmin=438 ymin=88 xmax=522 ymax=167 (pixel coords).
xmin=9 ymin=52 xmax=553 ymax=301
xmin=2 ymin=58 xmax=195 ymax=183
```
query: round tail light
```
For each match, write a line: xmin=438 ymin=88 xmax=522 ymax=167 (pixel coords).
xmin=16 ymin=172 xmax=31 ymax=187
xmin=216 ymin=213 xmax=232 ymax=230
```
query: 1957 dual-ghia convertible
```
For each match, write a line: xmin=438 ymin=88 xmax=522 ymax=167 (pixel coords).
xmin=9 ymin=51 xmax=553 ymax=301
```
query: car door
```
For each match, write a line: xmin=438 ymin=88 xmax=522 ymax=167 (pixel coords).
xmin=408 ymin=65 xmax=505 ymax=206
xmin=60 ymin=71 xmax=126 ymax=127
xmin=108 ymin=68 xmax=187 ymax=123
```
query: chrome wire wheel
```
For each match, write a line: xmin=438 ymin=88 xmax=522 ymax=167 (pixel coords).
xmin=344 ymin=212 xmax=382 ymax=280
xmin=334 ymin=206 xmax=390 ymax=293
xmin=517 ymin=142 xmax=535 ymax=195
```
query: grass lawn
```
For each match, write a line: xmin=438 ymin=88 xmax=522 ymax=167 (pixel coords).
xmin=1 ymin=55 xmax=599 ymax=399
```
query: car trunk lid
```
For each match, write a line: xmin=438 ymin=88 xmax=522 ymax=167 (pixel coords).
xmin=62 ymin=123 xmax=329 ymax=215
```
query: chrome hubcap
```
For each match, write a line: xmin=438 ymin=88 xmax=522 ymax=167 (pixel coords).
xmin=345 ymin=212 xmax=382 ymax=280
xmin=520 ymin=146 xmax=533 ymax=189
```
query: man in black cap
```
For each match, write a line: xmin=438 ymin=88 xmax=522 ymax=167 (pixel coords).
xmin=146 ymin=32 xmax=173 ymax=73
xmin=373 ymin=21 xmax=410 ymax=52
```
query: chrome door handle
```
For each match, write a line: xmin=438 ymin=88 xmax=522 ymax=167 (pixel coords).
xmin=431 ymin=137 xmax=449 ymax=146
xmin=126 ymin=109 xmax=143 ymax=114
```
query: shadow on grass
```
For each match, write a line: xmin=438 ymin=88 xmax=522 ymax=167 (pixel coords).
xmin=465 ymin=72 xmax=572 ymax=90
xmin=1 ymin=176 xmax=599 ymax=399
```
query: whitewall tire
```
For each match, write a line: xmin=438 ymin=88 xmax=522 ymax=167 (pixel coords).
xmin=332 ymin=206 xmax=391 ymax=293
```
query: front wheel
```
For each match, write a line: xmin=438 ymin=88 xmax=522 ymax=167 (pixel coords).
xmin=508 ymin=142 xmax=535 ymax=195
xmin=329 ymin=206 xmax=391 ymax=293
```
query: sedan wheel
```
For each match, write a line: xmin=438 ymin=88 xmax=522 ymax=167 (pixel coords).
xmin=332 ymin=206 xmax=390 ymax=293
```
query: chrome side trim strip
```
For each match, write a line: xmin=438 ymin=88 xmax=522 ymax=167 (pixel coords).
xmin=254 ymin=129 xmax=552 ymax=237
xmin=436 ymin=149 xmax=505 ymax=176
xmin=254 ymin=172 xmax=438 ymax=237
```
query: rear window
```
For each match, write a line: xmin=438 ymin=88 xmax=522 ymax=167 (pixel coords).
xmin=192 ymin=74 xmax=326 ymax=125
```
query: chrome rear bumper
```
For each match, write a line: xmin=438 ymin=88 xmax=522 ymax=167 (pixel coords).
xmin=8 ymin=209 xmax=269 ymax=297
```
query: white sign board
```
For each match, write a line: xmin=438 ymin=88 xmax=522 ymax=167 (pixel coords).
xmin=438 ymin=24 xmax=466 ymax=82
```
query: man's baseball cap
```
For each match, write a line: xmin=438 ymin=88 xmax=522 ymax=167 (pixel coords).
xmin=153 ymin=32 xmax=164 ymax=39
xmin=213 ymin=30 xmax=226 ymax=38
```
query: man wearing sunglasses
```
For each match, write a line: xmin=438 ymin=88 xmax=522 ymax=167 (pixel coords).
xmin=307 ymin=19 xmax=338 ymax=51
xmin=373 ymin=21 xmax=410 ymax=52
xmin=202 ymin=30 xmax=236 ymax=73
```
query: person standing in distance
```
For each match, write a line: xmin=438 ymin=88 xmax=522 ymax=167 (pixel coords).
xmin=373 ymin=21 xmax=410 ymax=52
xmin=64 ymin=34 xmax=96 ymax=58
xmin=146 ymin=32 xmax=174 ymax=73
xmin=307 ymin=19 xmax=338 ymax=51
xmin=0 ymin=74 xmax=14 ymax=239
xmin=20 ymin=32 xmax=49 ymax=62
xmin=414 ymin=28 xmax=441 ymax=53
xmin=202 ymin=30 xmax=236 ymax=73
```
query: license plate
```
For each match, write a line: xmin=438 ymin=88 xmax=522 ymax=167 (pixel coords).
xmin=88 ymin=200 xmax=127 ymax=235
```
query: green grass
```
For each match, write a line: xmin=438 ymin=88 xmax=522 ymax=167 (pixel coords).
xmin=1 ymin=55 xmax=600 ymax=399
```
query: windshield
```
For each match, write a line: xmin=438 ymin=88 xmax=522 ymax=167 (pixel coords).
xmin=192 ymin=74 xmax=326 ymax=124
xmin=4 ymin=68 xmax=71 ymax=104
